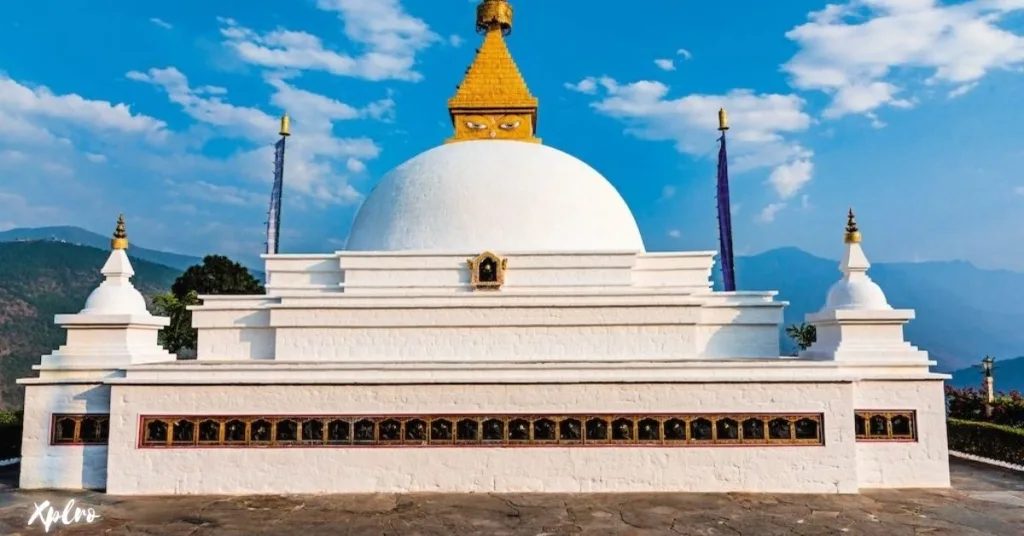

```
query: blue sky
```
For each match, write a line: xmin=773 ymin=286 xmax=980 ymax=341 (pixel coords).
xmin=1 ymin=0 xmax=1023 ymax=271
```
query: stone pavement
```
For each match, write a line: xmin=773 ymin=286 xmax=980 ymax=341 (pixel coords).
xmin=0 ymin=458 xmax=1021 ymax=535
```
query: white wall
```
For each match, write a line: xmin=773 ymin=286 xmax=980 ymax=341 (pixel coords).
xmin=20 ymin=383 xmax=110 ymax=490
xmin=106 ymin=382 xmax=858 ymax=495
xmin=191 ymin=294 xmax=784 ymax=362
xmin=854 ymin=380 xmax=950 ymax=488
xmin=260 ymin=252 xmax=721 ymax=295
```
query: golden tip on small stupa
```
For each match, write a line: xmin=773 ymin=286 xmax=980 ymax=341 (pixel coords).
xmin=111 ymin=213 xmax=129 ymax=250
xmin=844 ymin=207 xmax=862 ymax=244
xmin=279 ymin=114 xmax=290 ymax=137
xmin=718 ymin=108 xmax=729 ymax=131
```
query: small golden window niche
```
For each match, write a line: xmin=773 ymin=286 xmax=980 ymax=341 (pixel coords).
xmin=467 ymin=251 xmax=507 ymax=290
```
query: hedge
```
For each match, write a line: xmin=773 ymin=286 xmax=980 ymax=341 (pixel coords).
xmin=946 ymin=385 xmax=1024 ymax=428
xmin=947 ymin=418 xmax=1024 ymax=466
xmin=0 ymin=410 xmax=22 ymax=460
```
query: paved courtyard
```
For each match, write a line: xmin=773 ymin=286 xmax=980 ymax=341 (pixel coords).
xmin=0 ymin=458 xmax=1021 ymax=535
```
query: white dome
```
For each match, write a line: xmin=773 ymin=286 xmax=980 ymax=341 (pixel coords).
xmin=345 ymin=140 xmax=645 ymax=253
xmin=82 ymin=283 xmax=148 ymax=315
xmin=824 ymin=278 xmax=891 ymax=311
xmin=80 ymin=249 xmax=149 ymax=315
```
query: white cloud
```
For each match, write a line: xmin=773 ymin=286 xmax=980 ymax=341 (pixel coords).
xmin=219 ymin=0 xmax=439 ymax=82
xmin=767 ymin=159 xmax=814 ymax=199
xmin=667 ymin=229 xmax=682 ymax=239
xmin=84 ymin=153 xmax=106 ymax=163
xmin=677 ymin=49 xmax=693 ymax=60
xmin=1014 ymin=186 xmax=1024 ymax=195
xmin=784 ymin=0 xmax=1024 ymax=119
xmin=565 ymin=77 xmax=815 ymax=197
xmin=346 ymin=157 xmax=367 ymax=173
xmin=758 ymin=202 xmax=786 ymax=223
xmin=167 ymin=179 xmax=266 ymax=207
xmin=564 ymin=77 xmax=598 ymax=95
xmin=0 ymin=191 xmax=67 ymax=229
xmin=654 ymin=59 xmax=676 ymax=71
xmin=127 ymin=66 xmax=385 ymax=205
xmin=149 ymin=18 xmax=173 ymax=30
xmin=449 ymin=35 xmax=464 ymax=47
xmin=660 ymin=185 xmax=677 ymax=200
xmin=0 ymin=75 xmax=167 ymax=144
xmin=948 ymin=82 xmax=979 ymax=98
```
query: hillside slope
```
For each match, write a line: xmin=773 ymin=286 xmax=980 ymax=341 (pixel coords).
xmin=0 ymin=241 xmax=180 ymax=409
xmin=0 ymin=226 xmax=201 ymax=270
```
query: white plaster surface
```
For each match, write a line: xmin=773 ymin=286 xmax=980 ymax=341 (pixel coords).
xmin=854 ymin=380 xmax=951 ymax=489
xmin=106 ymin=383 xmax=859 ymax=495
xmin=19 ymin=383 xmax=110 ymax=490
xmin=81 ymin=249 xmax=148 ymax=315
xmin=344 ymin=141 xmax=646 ymax=253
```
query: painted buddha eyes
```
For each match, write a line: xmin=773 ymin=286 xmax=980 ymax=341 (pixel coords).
xmin=464 ymin=120 xmax=520 ymax=131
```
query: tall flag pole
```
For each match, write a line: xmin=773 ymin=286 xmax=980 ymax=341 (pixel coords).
xmin=716 ymin=108 xmax=737 ymax=292
xmin=266 ymin=114 xmax=290 ymax=255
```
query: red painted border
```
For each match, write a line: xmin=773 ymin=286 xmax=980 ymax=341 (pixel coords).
xmin=47 ymin=414 xmax=110 ymax=447
xmin=854 ymin=409 xmax=919 ymax=443
xmin=135 ymin=412 xmax=827 ymax=449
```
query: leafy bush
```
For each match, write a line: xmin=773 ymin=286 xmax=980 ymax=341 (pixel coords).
xmin=0 ymin=410 xmax=22 ymax=459
xmin=947 ymin=419 xmax=1024 ymax=466
xmin=945 ymin=385 xmax=1024 ymax=428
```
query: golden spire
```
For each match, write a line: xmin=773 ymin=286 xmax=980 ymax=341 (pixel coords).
xmin=718 ymin=108 xmax=729 ymax=131
xmin=447 ymin=0 xmax=539 ymax=144
xmin=844 ymin=208 xmax=862 ymax=244
xmin=111 ymin=214 xmax=129 ymax=250
xmin=279 ymin=114 xmax=290 ymax=137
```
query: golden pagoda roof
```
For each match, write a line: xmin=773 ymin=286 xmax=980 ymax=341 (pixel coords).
xmin=448 ymin=29 xmax=538 ymax=113
xmin=449 ymin=0 xmax=537 ymax=120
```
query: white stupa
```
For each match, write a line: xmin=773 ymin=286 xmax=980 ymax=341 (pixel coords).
xmin=18 ymin=0 xmax=950 ymax=495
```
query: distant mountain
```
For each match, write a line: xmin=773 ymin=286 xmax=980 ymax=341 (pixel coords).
xmin=949 ymin=356 xmax=1024 ymax=393
xmin=0 ymin=241 xmax=181 ymax=409
xmin=0 ymin=226 xmax=201 ymax=270
xmin=731 ymin=247 xmax=1024 ymax=372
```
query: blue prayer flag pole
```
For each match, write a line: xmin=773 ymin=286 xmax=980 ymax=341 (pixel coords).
xmin=716 ymin=108 xmax=737 ymax=292
xmin=265 ymin=115 xmax=290 ymax=255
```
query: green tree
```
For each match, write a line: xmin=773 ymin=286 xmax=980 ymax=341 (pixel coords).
xmin=171 ymin=255 xmax=264 ymax=299
xmin=152 ymin=291 xmax=200 ymax=355
xmin=156 ymin=255 xmax=263 ymax=356
xmin=785 ymin=322 xmax=817 ymax=352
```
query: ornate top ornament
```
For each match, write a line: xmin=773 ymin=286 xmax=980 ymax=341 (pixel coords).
xmin=279 ymin=114 xmax=291 ymax=137
xmin=447 ymin=0 xmax=539 ymax=144
xmin=111 ymin=214 xmax=129 ymax=250
xmin=844 ymin=208 xmax=862 ymax=244
xmin=718 ymin=108 xmax=729 ymax=131
xmin=476 ymin=0 xmax=513 ymax=35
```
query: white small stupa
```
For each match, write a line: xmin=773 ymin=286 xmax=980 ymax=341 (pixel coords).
xmin=801 ymin=209 xmax=929 ymax=364
xmin=38 ymin=214 xmax=175 ymax=375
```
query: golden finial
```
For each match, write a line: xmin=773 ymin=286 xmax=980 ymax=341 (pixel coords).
xmin=111 ymin=214 xmax=129 ymax=250
xmin=844 ymin=208 xmax=862 ymax=244
xmin=718 ymin=108 xmax=729 ymax=131
xmin=279 ymin=114 xmax=290 ymax=137
xmin=476 ymin=0 xmax=513 ymax=36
